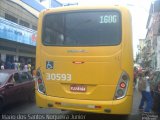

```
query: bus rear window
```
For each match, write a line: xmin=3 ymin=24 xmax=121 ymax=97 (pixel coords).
xmin=42 ymin=11 xmax=121 ymax=46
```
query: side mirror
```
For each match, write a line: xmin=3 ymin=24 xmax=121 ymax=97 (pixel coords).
xmin=5 ymin=83 xmax=14 ymax=88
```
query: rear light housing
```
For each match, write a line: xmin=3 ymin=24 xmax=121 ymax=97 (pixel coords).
xmin=36 ymin=69 xmax=46 ymax=94
xmin=114 ymin=71 xmax=130 ymax=100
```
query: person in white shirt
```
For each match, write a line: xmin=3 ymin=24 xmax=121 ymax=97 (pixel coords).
xmin=1 ymin=64 xmax=4 ymax=70
xmin=138 ymin=71 xmax=153 ymax=113
xmin=23 ymin=64 xmax=28 ymax=72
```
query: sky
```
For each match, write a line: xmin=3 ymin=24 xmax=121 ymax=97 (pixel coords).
xmin=57 ymin=0 xmax=152 ymax=57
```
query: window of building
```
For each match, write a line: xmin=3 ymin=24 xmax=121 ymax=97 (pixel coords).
xmin=5 ymin=13 xmax=18 ymax=23
xmin=19 ymin=20 xmax=30 ymax=28
xmin=32 ymin=25 xmax=37 ymax=30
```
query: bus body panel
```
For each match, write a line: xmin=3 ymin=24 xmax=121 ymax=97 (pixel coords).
xmin=36 ymin=91 xmax=132 ymax=114
xmin=40 ymin=46 xmax=122 ymax=101
xmin=36 ymin=6 xmax=133 ymax=114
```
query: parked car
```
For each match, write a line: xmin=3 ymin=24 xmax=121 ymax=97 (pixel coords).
xmin=0 ymin=70 xmax=35 ymax=111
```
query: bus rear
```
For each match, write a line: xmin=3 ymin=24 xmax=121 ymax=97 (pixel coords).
xmin=36 ymin=6 xmax=133 ymax=115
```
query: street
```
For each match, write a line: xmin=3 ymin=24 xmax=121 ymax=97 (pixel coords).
xmin=1 ymin=87 xmax=143 ymax=120
xmin=0 ymin=0 xmax=160 ymax=120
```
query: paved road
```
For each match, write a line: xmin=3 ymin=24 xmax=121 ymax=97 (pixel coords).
xmin=1 ymin=88 xmax=143 ymax=120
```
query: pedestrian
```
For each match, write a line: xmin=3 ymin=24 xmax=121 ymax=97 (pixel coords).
xmin=23 ymin=63 xmax=28 ymax=72
xmin=134 ymin=67 xmax=138 ymax=88
xmin=14 ymin=60 xmax=18 ymax=70
xmin=27 ymin=62 xmax=31 ymax=73
xmin=20 ymin=62 xmax=24 ymax=70
xmin=17 ymin=62 xmax=21 ymax=71
xmin=138 ymin=71 xmax=153 ymax=113
xmin=1 ymin=63 xmax=5 ymax=70
xmin=32 ymin=68 xmax=36 ymax=80
xmin=138 ymin=72 xmax=145 ymax=92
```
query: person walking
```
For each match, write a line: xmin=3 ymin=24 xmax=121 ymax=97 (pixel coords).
xmin=138 ymin=71 xmax=153 ymax=113
xmin=1 ymin=63 xmax=5 ymax=70
xmin=27 ymin=62 xmax=31 ymax=73
xmin=14 ymin=61 xmax=18 ymax=70
xmin=23 ymin=63 xmax=28 ymax=72
xmin=17 ymin=62 xmax=21 ymax=71
xmin=134 ymin=67 xmax=138 ymax=88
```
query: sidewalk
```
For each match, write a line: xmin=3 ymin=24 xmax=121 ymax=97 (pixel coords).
xmin=131 ymin=83 xmax=142 ymax=115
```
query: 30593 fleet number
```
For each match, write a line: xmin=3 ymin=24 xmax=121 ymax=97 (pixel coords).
xmin=46 ymin=73 xmax=71 ymax=81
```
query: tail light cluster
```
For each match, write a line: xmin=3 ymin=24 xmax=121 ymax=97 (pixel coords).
xmin=36 ymin=69 xmax=46 ymax=94
xmin=114 ymin=71 xmax=129 ymax=100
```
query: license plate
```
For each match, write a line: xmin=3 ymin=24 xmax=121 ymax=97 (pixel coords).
xmin=70 ymin=84 xmax=87 ymax=92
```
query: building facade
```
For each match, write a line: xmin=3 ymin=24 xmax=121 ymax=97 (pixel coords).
xmin=0 ymin=0 xmax=46 ymax=67
xmin=138 ymin=0 xmax=160 ymax=70
xmin=137 ymin=39 xmax=145 ymax=67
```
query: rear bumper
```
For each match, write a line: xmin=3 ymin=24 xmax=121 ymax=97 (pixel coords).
xmin=36 ymin=91 xmax=132 ymax=115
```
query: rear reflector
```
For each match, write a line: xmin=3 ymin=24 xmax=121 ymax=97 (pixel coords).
xmin=88 ymin=105 xmax=101 ymax=109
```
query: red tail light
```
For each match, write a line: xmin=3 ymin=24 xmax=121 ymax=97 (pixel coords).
xmin=114 ymin=71 xmax=129 ymax=100
xmin=38 ymin=79 xmax=42 ymax=83
xmin=36 ymin=69 xmax=46 ymax=94
xmin=120 ymin=82 xmax=126 ymax=88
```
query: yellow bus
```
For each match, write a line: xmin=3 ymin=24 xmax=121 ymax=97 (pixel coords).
xmin=36 ymin=6 xmax=133 ymax=115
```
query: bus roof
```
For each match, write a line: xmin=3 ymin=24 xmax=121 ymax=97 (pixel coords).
xmin=41 ymin=5 xmax=129 ymax=15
